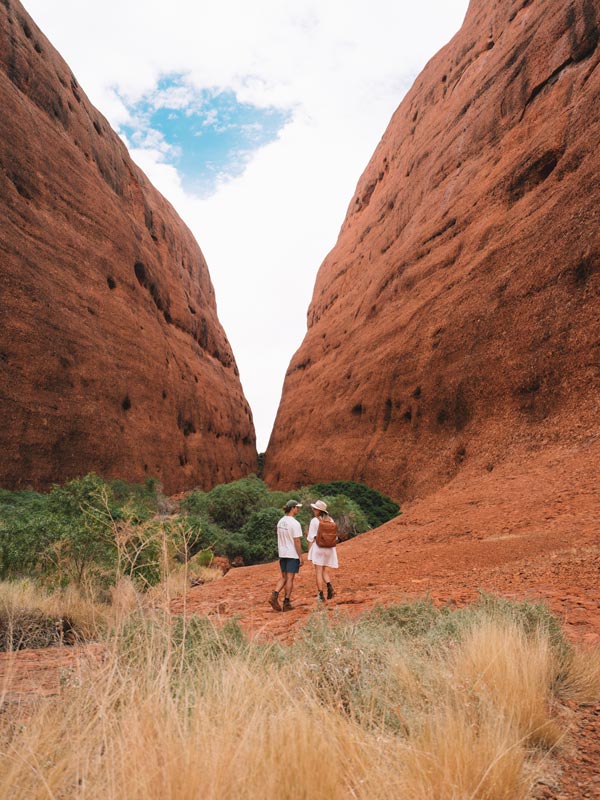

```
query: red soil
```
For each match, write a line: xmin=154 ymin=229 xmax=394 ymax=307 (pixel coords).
xmin=174 ymin=439 xmax=600 ymax=645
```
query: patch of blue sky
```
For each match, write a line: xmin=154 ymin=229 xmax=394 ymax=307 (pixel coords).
xmin=119 ymin=76 xmax=291 ymax=196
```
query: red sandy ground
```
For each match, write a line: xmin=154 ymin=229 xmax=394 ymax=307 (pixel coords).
xmin=1 ymin=439 xmax=598 ymax=797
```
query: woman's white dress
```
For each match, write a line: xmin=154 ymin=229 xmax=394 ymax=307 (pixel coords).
xmin=307 ymin=516 xmax=339 ymax=568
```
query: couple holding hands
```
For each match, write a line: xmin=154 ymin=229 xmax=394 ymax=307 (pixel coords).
xmin=269 ymin=498 xmax=338 ymax=612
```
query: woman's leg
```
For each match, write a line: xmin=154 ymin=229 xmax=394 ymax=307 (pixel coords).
xmin=314 ymin=564 xmax=325 ymax=593
xmin=323 ymin=567 xmax=335 ymax=598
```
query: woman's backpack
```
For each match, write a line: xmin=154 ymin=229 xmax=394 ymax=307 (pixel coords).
xmin=315 ymin=518 xmax=338 ymax=548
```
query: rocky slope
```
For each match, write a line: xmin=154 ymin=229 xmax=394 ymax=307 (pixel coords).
xmin=0 ymin=0 xmax=256 ymax=493
xmin=265 ymin=0 xmax=600 ymax=500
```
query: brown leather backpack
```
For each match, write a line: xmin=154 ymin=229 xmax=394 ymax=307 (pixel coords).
xmin=315 ymin=518 xmax=338 ymax=548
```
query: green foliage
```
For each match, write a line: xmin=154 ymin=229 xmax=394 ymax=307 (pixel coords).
xmin=317 ymin=494 xmax=369 ymax=539
xmin=0 ymin=489 xmax=51 ymax=577
xmin=184 ymin=515 xmax=249 ymax=564
xmin=107 ymin=477 xmax=163 ymax=520
xmin=308 ymin=480 xmax=400 ymax=528
xmin=239 ymin=508 xmax=282 ymax=563
xmin=0 ymin=475 xmax=166 ymax=588
xmin=203 ymin=475 xmax=269 ymax=531
xmin=178 ymin=479 xmax=378 ymax=565
xmin=0 ymin=473 xmax=399 ymax=584
xmin=179 ymin=489 xmax=209 ymax=517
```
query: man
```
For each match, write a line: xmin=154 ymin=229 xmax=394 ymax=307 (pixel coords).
xmin=269 ymin=499 xmax=303 ymax=611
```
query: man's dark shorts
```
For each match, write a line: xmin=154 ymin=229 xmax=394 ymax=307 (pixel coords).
xmin=279 ymin=557 xmax=300 ymax=574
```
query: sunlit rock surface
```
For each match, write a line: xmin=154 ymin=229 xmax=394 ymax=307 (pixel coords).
xmin=0 ymin=0 xmax=257 ymax=492
xmin=265 ymin=0 xmax=600 ymax=500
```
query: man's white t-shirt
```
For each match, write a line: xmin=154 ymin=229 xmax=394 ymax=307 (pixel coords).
xmin=277 ymin=515 xmax=302 ymax=558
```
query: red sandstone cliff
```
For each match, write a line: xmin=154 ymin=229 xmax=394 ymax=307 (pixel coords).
xmin=0 ymin=0 xmax=257 ymax=493
xmin=265 ymin=0 xmax=600 ymax=500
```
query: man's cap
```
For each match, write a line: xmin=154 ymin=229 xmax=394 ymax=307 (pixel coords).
xmin=284 ymin=499 xmax=302 ymax=510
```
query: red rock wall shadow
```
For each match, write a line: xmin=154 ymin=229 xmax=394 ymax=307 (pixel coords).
xmin=265 ymin=0 xmax=600 ymax=500
xmin=0 ymin=0 xmax=257 ymax=493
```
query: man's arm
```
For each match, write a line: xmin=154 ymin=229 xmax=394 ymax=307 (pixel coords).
xmin=295 ymin=534 xmax=303 ymax=562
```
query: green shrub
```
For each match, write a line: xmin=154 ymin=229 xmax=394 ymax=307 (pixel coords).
xmin=0 ymin=475 xmax=165 ymax=588
xmin=186 ymin=515 xmax=255 ymax=565
xmin=239 ymin=508 xmax=282 ymax=563
xmin=203 ymin=475 xmax=270 ymax=531
xmin=318 ymin=494 xmax=369 ymax=539
xmin=179 ymin=489 xmax=209 ymax=517
xmin=308 ymin=480 xmax=400 ymax=528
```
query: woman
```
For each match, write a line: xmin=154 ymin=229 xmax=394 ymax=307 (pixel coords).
xmin=307 ymin=499 xmax=338 ymax=602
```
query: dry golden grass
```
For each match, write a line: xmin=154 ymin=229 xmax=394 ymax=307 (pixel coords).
xmin=144 ymin=564 xmax=222 ymax=608
xmin=0 ymin=579 xmax=104 ymax=647
xmin=0 ymin=597 xmax=599 ymax=799
xmin=451 ymin=620 xmax=562 ymax=749
xmin=557 ymin=644 xmax=600 ymax=703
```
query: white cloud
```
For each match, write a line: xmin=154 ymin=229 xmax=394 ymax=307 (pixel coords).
xmin=22 ymin=0 xmax=470 ymax=451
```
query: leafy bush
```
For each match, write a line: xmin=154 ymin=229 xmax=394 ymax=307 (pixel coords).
xmin=0 ymin=473 xmax=398 ymax=582
xmin=239 ymin=508 xmax=282 ymax=563
xmin=179 ymin=489 xmax=209 ymax=517
xmin=184 ymin=515 xmax=251 ymax=564
xmin=317 ymin=495 xmax=369 ymax=539
xmin=203 ymin=475 xmax=270 ymax=531
xmin=308 ymin=480 xmax=400 ymax=528
xmin=0 ymin=475 xmax=167 ymax=588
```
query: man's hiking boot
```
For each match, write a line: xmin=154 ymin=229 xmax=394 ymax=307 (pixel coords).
xmin=326 ymin=582 xmax=335 ymax=600
xmin=269 ymin=591 xmax=282 ymax=612
xmin=317 ymin=590 xmax=325 ymax=603
xmin=282 ymin=598 xmax=293 ymax=611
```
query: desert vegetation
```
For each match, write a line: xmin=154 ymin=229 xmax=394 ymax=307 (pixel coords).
xmin=1 ymin=476 xmax=599 ymax=798
xmin=0 ymin=474 xmax=398 ymax=595
xmin=1 ymin=584 xmax=599 ymax=799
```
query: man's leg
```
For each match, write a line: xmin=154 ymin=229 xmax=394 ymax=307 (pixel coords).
xmin=270 ymin=565 xmax=286 ymax=611
xmin=275 ymin=568 xmax=286 ymax=594
xmin=281 ymin=571 xmax=297 ymax=611
xmin=284 ymin=572 xmax=295 ymax=599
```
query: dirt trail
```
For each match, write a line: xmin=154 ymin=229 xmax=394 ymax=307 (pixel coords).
xmin=172 ymin=440 xmax=600 ymax=646
xmin=1 ymin=440 xmax=598 ymax=796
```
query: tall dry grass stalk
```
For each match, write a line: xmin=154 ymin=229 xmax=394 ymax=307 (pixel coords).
xmin=0 ymin=599 xmax=598 ymax=799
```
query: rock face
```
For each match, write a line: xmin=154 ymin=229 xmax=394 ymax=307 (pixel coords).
xmin=265 ymin=0 xmax=600 ymax=500
xmin=0 ymin=0 xmax=257 ymax=493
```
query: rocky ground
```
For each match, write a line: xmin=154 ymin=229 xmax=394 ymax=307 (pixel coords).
xmin=1 ymin=439 xmax=599 ymax=796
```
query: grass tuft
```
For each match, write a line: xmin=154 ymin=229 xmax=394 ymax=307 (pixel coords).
xmin=0 ymin=592 xmax=598 ymax=798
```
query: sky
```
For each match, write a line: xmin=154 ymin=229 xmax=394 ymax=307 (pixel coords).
xmin=23 ymin=0 xmax=470 ymax=451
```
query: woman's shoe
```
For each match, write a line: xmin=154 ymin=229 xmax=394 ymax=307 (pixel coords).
xmin=317 ymin=591 xmax=325 ymax=603
xmin=326 ymin=582 xmax=335 ymax=600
